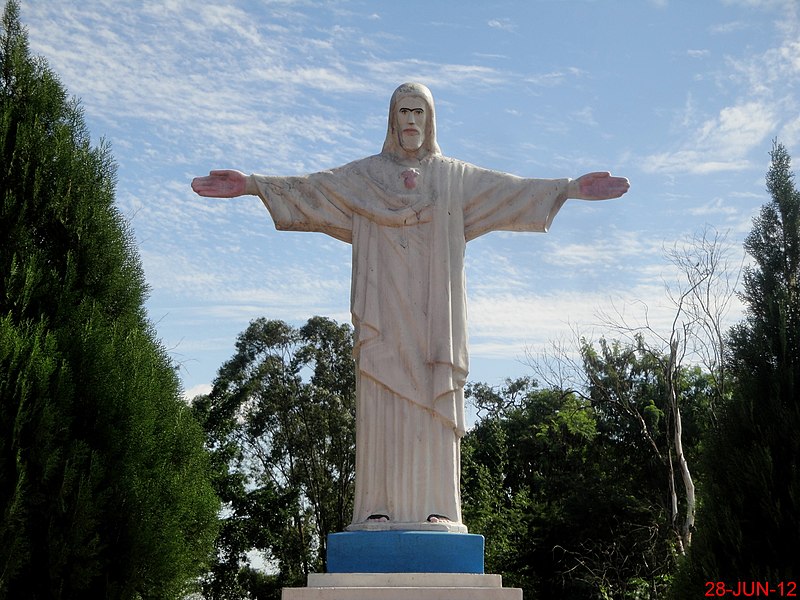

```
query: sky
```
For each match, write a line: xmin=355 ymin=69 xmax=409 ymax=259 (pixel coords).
xmin=19 ymin=0 xmax=800 ymax=404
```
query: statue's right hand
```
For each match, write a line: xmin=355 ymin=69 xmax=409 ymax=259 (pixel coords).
xmin=191 ymin=169 xmax=247 ymax=198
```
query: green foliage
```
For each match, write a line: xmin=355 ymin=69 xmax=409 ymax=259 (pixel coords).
xmin=583 ymin=335 xmax=716 ymax=553
xmin=0 ymin=1 xmax=219 ymax=597
xmin=462 ymin=377 xmax=678 ymax=599
xmin=194 ymin=316 xmax=356 ymax=599
xmin=674 ymin=142 xmax=800 ymax=592
xmin=580 ymin=336 xmax=711 ymax=462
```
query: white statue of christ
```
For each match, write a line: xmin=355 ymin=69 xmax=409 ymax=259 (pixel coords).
xmin=192 ymin=82 xmax=629 ymax=533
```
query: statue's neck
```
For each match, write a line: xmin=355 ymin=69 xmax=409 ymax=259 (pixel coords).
xmin=389 ymin=148 xmax=430 ymax=167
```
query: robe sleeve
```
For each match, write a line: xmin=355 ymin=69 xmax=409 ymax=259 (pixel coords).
xmin=460 ymin=163 xmax=571 ymax=242
xmin=248 ymin=157 xmax=435 ymax=243
xmin=247 ymin=172 xmax=355 ymax=244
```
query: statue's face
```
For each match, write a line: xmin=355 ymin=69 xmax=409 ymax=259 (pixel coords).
xmin=396 ymin=97 xmax=427 ymax=152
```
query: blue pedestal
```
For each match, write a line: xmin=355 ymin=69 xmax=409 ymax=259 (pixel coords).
xmin=327 ymin=531 xmax=484 ymax=574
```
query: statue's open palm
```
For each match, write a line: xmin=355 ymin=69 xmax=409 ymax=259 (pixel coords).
xmin=191 ymin=170 xmax=247 ymax=198
xmin=572 ymin=171 xmax=630 ymax=200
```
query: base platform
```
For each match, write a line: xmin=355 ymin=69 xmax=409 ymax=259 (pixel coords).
xmin=327 ymin=531 xmax=484 ymax=574
xmin=281 ymin=573 xmax=522 ymax=599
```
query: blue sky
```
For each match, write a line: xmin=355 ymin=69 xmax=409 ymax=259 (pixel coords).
xmin=21 ymin=0 xmax=800 ymax=401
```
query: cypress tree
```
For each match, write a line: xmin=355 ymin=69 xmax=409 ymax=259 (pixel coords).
xmin=674 ymin=142 xmax=800 ymax=593
xmin=0 ymin=2 xmax=218 ymax=597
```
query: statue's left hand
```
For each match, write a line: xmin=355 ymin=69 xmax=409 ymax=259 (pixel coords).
xmin=570 ymin=171 xmax=630 ymax=200
xmin=191 ymin=169 xmax=247 ymax=198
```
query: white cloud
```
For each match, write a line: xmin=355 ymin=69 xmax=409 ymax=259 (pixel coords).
xmin=21 ymin=0 xmax=521 ymax=181
xmin=544 ymin=231 xmax=662 ymax=268
xmin=488 ymin=18 xmax=517 ymax=32
xmin=641 ymin=1 xmax=798 ymax=175
xmin=699 ymin=102 xmax=776 ymax=151
xmin=780 ymin=40 xmax=800 ymax=73
xmin=721 ymin=3 xmax=799 ymax=94
xmin=473 ymin=52 xmax=509 ymax=60
xmin=674 ymin=93 xmax=698 ymax=130
xmin=465 ymin=223 xmax=748 ymax=370
xmin=642 ymin=101 xmax=776 ymax=174
xmin=709 ymin=20 xmax=748 ymax=34
xmin=571 ymin=106 xmax=597 ymax=127
xmin=468 ymin=291 xmax=602 ymax=358
xmin=467 ymin=282 xmax=744 ymax=365
xmin=22 ymin=1 xmax=390 ymax=173
xmin=642 ymin=152 xmax=749 ymax=174
xmin=523 ymin=68 xmax=585 ymax=88
xmin=688 ymin=197 xmax=740 ymax=216
xmin=780 ymin=114 xmax=800 ymax=148
xmin=183 ymin=383 xmax=212 ymax=401
xmin=362 ymin=58 xmax=510 ymax=91
xmin=721 ymin=0 xmax=796 ymax=9
xmin=726 ymin=42 xmax=800 ymax=97
xmin=465 ymin=230 xmax=702 ymax=364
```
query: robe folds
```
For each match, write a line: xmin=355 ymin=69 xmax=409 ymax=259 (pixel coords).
xmin=249 ymin=152 xmax=569 ymax=528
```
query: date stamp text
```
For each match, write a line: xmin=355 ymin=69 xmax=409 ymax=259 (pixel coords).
xmin=705 ymin=582 xmax=797 ymax=597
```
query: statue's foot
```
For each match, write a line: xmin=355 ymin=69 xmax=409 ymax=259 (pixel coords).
xmin=346 ymin=515 xmax=467 ymax=532
xmin=426 ymin=514 xmax=452 ymax=523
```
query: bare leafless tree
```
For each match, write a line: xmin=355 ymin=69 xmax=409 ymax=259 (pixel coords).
xmin=527 ymin=225 xmax=742 ymax=554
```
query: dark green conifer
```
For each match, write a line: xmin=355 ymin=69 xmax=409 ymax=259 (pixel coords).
xmin=0 ymin=2 xmax=218 ymax=597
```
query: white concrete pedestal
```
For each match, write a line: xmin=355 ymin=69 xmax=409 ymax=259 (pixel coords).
xmin=281 ymin=573 xmax=522 ymax=599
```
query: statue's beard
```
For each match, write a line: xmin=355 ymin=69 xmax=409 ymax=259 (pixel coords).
xmin=399 ymin=132 xmax=424 ymax=152
xmin=400 ymin=137 xmax=422 ymax=152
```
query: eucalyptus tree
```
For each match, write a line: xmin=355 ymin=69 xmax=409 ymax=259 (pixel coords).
xmin=193 ymin=317 xmax=356 ymax=598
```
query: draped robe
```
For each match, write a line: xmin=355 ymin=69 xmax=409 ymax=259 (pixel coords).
xmin=248 ymin=152 xmax=569 ymax=529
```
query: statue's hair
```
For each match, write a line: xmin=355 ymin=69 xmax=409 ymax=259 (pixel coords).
xmin=381 ymin=82 xmax=442 ymax=158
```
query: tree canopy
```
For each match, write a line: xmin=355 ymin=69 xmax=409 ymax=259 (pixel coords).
xmin=462 ymin=367 xmax=707 ymax=599
xmin=193 ymin=316 xmax=356 ymax=599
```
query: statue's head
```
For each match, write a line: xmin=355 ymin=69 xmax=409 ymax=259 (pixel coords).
xmin=382 ymin=82 xmax=441 ymax=160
